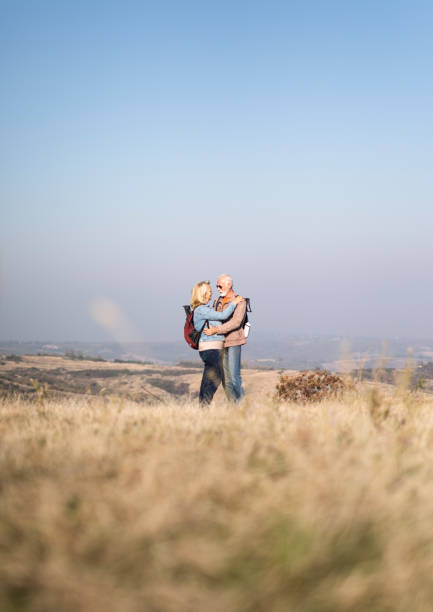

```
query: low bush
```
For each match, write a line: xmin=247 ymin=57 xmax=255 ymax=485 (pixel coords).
xmin=177 ymin=360 xmax=202 ymax=368
xmin=275 ymin=369 xmax=347 ymax=402
xmin=149 ymin=377 xmax=190 ymax=395
xmin=5 ymin=354 xmax=22 ymax=362
xmin=64 ymin=350 xmax=106 ymax=362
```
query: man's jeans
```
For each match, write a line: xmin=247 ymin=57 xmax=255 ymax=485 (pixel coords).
xmin=222 ymin=345 xmax=244 ymax=402
xmin=198 ymin=349 xmax=222 ymax=405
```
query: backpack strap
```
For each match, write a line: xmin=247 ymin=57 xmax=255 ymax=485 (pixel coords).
xmin=189 ymin=305 xmax=209 ymax=331
xmin=182 ymin=305 xmax=208 ymax=329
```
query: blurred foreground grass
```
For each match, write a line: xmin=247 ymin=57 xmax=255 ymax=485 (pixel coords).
xmin=1 ymin=388 xmax=433 ymax=611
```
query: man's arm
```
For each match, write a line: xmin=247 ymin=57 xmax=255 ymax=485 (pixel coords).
xmin=214 ymin=300 xmax=246 ymax=334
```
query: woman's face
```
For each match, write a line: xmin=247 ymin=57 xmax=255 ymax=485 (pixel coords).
xmin=204 ymin=285 xmax=212 ymax=303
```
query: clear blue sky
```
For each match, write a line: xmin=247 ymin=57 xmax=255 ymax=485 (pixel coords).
xmin=1 ymin=0 xmax=432 ymax=341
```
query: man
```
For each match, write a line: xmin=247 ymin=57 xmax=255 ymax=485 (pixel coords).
xmin=204 ymin=274 xmax=247 ymax=402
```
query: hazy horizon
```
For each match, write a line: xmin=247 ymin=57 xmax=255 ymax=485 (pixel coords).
xmin=2 ymin=2 xmax=433 ymax=343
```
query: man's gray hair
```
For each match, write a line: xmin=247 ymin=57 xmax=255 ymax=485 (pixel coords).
xmin=219 ymin=274 xmax=233 ymax=287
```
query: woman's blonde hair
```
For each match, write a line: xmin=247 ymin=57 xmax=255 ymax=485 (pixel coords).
xmin=190 ymin=281 xmax=210 ymax=309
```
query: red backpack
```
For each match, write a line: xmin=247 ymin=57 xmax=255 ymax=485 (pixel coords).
xmin=183 ymin=306 xmax=208 ymax=350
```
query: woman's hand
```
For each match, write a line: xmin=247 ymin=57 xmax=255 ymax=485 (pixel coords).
xmin=204 ymin=326 xmax=217 ymax=336
xmin=204 ymin=297 xmax=243 ymax=336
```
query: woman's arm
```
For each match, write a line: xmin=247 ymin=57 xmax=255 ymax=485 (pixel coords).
xmin=212 ymin=300 xmax=246 ymax=334
xmin=204 ymin=300 xmax=246 ymax=336
xmin=195 ymin=301 xmax=236 ymax=322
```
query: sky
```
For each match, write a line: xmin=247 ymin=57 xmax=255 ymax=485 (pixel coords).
xmin=1 ymin=0 xmax=433 ymax=342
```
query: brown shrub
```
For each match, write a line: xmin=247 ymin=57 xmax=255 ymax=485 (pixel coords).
xmin=275 ymin=369 xmax=347 ymax=403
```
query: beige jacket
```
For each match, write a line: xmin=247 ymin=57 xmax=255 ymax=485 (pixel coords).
xmin=213 ymin=295 xmax=247 ymax=347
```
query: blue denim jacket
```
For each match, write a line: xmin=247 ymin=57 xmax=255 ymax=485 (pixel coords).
xmin=193 ymin=301 xmax=236 ymax=343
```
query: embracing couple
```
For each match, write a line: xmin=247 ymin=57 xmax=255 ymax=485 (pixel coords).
xmin=190 ymin=274 xmax=248 ymax=406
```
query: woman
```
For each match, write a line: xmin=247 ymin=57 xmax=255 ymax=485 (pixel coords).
xmin=190 ymin=281 xmax=243 ymax=405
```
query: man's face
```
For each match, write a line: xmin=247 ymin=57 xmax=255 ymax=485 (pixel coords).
xmin=216 ymin=277 xmax=229 ymax=297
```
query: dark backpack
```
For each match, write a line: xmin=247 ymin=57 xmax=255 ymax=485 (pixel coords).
xmin=183 ymin=305 xmax=208 ymax=350
xmin=242 ymin=297 xmax=252 ymax=330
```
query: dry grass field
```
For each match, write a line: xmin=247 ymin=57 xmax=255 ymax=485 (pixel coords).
xmin=2 ymin=365 xmax=433 ymax=611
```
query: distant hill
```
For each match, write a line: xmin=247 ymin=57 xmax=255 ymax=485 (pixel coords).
xmin=0 ymin=354 xmax=286 ymax=403
xmin=2 ymin=353 xmax=433 ymax=405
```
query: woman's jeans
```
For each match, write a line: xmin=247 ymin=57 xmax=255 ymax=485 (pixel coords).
xmin=198 ymin=349 xmax=222 ymax=405
xmin=222 ymin=345 xmax=244 ymax=402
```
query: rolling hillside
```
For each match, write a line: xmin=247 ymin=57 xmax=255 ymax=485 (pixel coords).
xmin=0 ymin=354 xmax=291 ymax=404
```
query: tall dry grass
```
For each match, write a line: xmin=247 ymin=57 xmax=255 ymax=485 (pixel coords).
xmin=1 ymin=387 xmax=433 ymax=611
